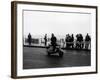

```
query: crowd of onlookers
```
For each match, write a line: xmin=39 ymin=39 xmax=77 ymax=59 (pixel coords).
xmin=65 ymin=33 xmax=91 ymax=49
xmin=25 ymin=33 xmax=91 ymax=50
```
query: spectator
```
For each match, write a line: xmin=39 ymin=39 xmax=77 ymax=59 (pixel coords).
xmin=44 ymin=34 xmax=47 ymax=46
xmin=28 ymin=33 xmax=32 ymax=45
xmin=70 ymin=34 xmax=74 ymax=48
xmin=65 ymin=34 xmax=71 ymax=48
xmin=85 ymin=33 xmax=91 ymax=49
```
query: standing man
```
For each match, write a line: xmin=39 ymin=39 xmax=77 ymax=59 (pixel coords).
xmin=85 ymin=33 xmax=91 ymax=49
xmin=71 ymin=34 xmax=74 ymax=48
xmin=28 ymin=33 xmax=32 ymax=45
xmin=44 ymin=34 xmax=47 ymax=46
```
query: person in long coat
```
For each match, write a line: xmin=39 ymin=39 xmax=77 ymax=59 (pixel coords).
xmin=28 ymin=33 xmax=32 ymax=45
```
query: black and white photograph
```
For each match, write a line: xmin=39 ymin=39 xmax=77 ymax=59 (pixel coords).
xmin=11 ymin=1 xmax=97 ymax=78
xmin=23 ymin=9 xmax=91 ymax=69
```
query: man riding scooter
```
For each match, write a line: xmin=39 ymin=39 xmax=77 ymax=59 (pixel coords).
xmin=51 ymin=33 xmax=57 ymax=51
xmin=47 ymin=33 xmax=64 ymax=57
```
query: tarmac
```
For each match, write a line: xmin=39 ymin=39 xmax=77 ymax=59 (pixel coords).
xmin=23 ymin=47 xmax=91 ymax=69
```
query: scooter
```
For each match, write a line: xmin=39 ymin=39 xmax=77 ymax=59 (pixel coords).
xmin=47 ymin=44 xmax=64 ymax=57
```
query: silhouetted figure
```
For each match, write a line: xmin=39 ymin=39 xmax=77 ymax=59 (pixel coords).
xmin=51 ymin=33 xmax=57 ymax=51
xmin=28 ymin=33 xmax=32 ymax=45
xmin=44 ymin=34 xmax=47 ymax=46
xmin=65 ymin=34 xmax=72 ymax=49
xmin=76 ymin=34 xmax=83 ymax=49
xmin=85 ymin=33 xmax=91 ymax=49
xmin=70 ymin=34 xmax=74 ymax=48
xmin=80 ymin=34 xmax=84 ymax=49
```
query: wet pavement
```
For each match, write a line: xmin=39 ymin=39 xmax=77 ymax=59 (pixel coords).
xmin=23 ymin=47 xmax=91 ymax=69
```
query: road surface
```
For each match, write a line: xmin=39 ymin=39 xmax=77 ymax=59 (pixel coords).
xmin=23 ymin=47 xmax=91 ymax=69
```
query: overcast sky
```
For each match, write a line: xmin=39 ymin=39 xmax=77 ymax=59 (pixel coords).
xmin=23 ymin=10 xmax=91 ymax=38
